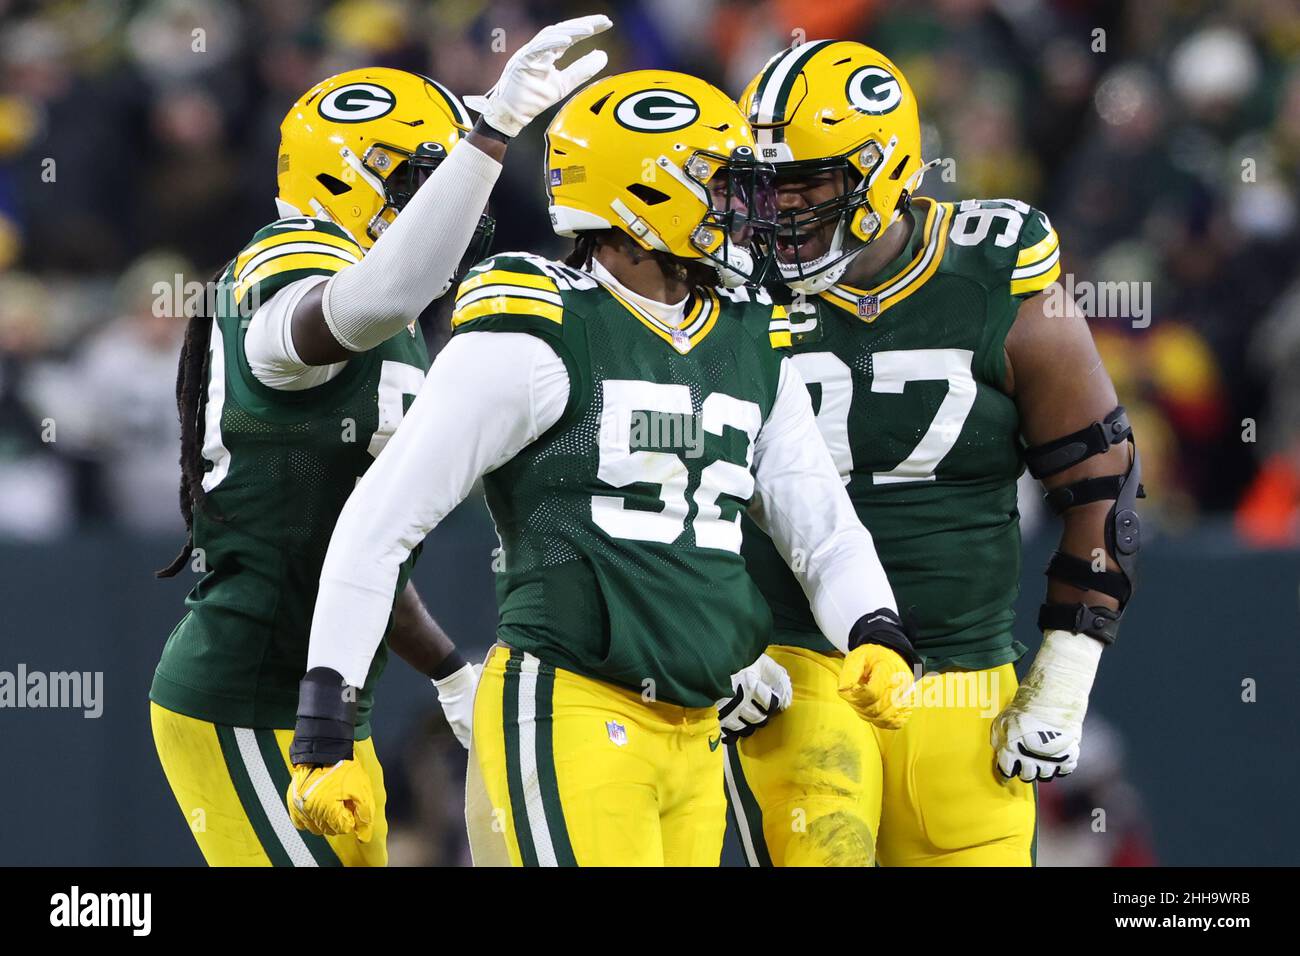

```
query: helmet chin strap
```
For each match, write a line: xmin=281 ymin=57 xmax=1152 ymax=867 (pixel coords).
xmin=340 ymin=146 xmax=388 ymax=200
xmin=338 ymin=146 xmax=395 ymax=240
xmin=905 ymin=158 xmax=943 ymax=197
xmin=714 ymin=245 xmax=754 ymax=288
xmin=782 ymin=138 xmax=915 ymax=295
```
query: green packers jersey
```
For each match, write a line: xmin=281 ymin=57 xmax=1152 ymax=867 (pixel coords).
xmin=743 ymin=197 xmax=1062 ymax=671
xmin=450 ymin=253 xmax=789 ymax=708
xmin=150 ymin=217 xmax=430 ymax=735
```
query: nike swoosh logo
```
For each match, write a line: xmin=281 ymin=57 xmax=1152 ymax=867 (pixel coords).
xmin=708 ymin=735 xmax=721 ymax=751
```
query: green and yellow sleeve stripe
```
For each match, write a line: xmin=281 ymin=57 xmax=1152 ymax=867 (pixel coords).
xmin=1010 ymin=226 xmax=1061 ymax=296
xmin=232 ymin=228 xmax=362 ymax=303
xmin=768 ymin=305 xmax=792 ymax=348
xmin=451 ymin=268 xmax=564 ymax=328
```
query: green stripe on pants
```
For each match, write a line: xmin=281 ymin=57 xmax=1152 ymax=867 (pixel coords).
xmin=214 ymin=724 xmax=292 ymax=867
xmin=724 ymin=743 xmax=773 ymax=867
xmin=532 ymin=659 xmax=577 ymax=866
xmin=254 ymin=728 xmax=341 ymax=867
xmin=502 ymin=650 xmax=539 ymax=866
xmin=1030 ymin=780 xmax=1039 ymax=867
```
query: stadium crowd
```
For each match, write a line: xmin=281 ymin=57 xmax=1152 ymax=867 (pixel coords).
xmin=1 ymin=0 xmax=1297 ymax=544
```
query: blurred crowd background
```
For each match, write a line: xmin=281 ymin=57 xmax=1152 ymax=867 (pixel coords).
xmin=4 ymin=0 xmax=1300 ymax=542
xmin=1 ymin=0 xmax=1297 ymax=865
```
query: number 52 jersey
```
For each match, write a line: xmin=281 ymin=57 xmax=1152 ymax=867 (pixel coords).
xmin=743 ymin=198 xmax=1063 ymax=672
xmin=443 ymin=253 xmax=890 ymax=708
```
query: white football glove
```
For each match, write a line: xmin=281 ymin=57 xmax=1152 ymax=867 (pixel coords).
xmin=991 ymin=629 xmax=1103 ymax=782
xmin=432 ymin=662 xmax=481 ymax=750
xmin=716 ymin=653 xmax=793 ymax=744
xmin=465 ymin=15 xmax=611 ymax=138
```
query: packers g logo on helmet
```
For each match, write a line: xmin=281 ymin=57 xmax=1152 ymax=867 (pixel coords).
xmin=317 ymin=83 xmax=397 ymax=123
xmin=546 ymin=70 xmax=774 ymax=288
xmin=739 ymin=41 xmax=930 ymax=293
xmin=845 ymin=67 xmax=902 ymax=115
xmin=614 ymin=90 xmax=701 ymax=132
xmin=277 ymin=67 xmax=492 ymax=256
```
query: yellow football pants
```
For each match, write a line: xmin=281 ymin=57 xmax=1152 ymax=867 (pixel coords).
xmin=471 ymin=645 xmax=727 ymax=866
xmin=150 ymin=701 xmax=389 ymax=867
xmin=727 ymin=646 xmax=1035 ymax=866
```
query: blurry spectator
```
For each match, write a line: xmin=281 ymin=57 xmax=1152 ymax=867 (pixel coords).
xmin=1240 ymin=276 xmax=1300 ymax=546
xmin=34 ymin=252 xmax=189 ymax=535
xmin=0 ymin=0 xmax=1295 ymax=542
xmin=0 ymin=273 xmax=75 ymax=539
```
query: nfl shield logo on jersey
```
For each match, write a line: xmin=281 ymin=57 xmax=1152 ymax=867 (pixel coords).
xmin=606 ymin=720 xmax=628 ymax=747
xmin=857 ymin=294 xmax=879 ymax=318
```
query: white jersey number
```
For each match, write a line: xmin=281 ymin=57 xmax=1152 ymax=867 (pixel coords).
xmin=790 ymin=352 xmax=854 ymax=483
xmin=201 ymin=340 xmax=425 ymax=491
xmin=592 ymin=380 xmax=762 ymax=552
xmin=949 ymin=198 xmax=1030 ymax=248
xmin=795 ymin=348 xmax=977 ymax=485
xmin=368 ymin=360 xmax=426 ymax=458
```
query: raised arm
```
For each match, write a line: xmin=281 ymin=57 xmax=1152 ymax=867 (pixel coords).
xmin=288 ymin=136 xmax=505 ymax=364
xmin=289 ymin=14 xmax=611 ymax=364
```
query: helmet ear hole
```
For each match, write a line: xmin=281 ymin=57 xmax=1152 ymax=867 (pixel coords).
xmin=889 ymin=157 xmax=910 ymax=181
xmin=627 ymin=183 xmax=671 ymax=206
xmin=316 ymin=173 xmax=352 ymax=196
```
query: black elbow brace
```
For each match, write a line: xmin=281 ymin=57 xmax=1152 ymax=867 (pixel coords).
xmin=1023 ymin=405 xmax=1144 ymax=644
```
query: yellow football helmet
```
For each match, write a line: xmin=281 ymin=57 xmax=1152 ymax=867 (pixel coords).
xmin=545 ymin=70 xmax=775 ymax=286
xmin=739 ymin=41 xmax=933 ymax=292
xmin=277 ymin=67 xmax=493 ymax=255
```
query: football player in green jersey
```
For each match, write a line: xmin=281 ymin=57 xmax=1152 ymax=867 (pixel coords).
xmin=726 ymin=41 xmax=1142 ymax=866
xmin=148 ymin=16 xmax=612 ymax=867
xmin=286 ymin=69 xmax=925 ymax=866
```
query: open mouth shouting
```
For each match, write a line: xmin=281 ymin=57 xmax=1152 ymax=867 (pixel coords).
xmin=775 ymin=222 xmax=832 ymax=264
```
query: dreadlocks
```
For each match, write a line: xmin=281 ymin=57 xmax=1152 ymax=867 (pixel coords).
xmin=565 ymin=229 xmax=719 ymax=290
xmin=564 ymin=232 xmax=600 ymax=270
xmin=156 ymin=269 xmax=223 ymax=578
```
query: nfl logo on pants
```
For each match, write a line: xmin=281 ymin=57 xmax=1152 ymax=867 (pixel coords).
xmin=606 ymin=720 xmax=628 ymax=746
xmin=857 ymin=294 xmax=879 ymax=318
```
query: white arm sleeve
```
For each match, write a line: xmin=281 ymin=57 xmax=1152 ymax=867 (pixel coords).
xmin=244 ymin=276 xmax=348 ymax=390
xmin=308 ymin=331 xmax=569 ymax=686
xmin=321 ymin=139 xmax=502 ymax=353
xmin=748 ymin=358 xmax=897 ymax=654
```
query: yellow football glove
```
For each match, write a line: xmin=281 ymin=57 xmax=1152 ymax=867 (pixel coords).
xmin=287 ymin=760 xmax=375 ymax=843
xmin=836 ymin=609 xmax=920 ymax=729
xmin=286 ymin=667 xmax=371 ymax=840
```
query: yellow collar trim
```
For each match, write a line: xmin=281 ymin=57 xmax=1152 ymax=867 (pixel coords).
xmin=597 ymin=279 xmax=719 ymax=353
xmin=819 ymin=200 xmax=951 ymax=322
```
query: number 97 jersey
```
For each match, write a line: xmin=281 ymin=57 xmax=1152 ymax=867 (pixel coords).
xmin=743 ymin=197 xmax=1062 ymax=673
